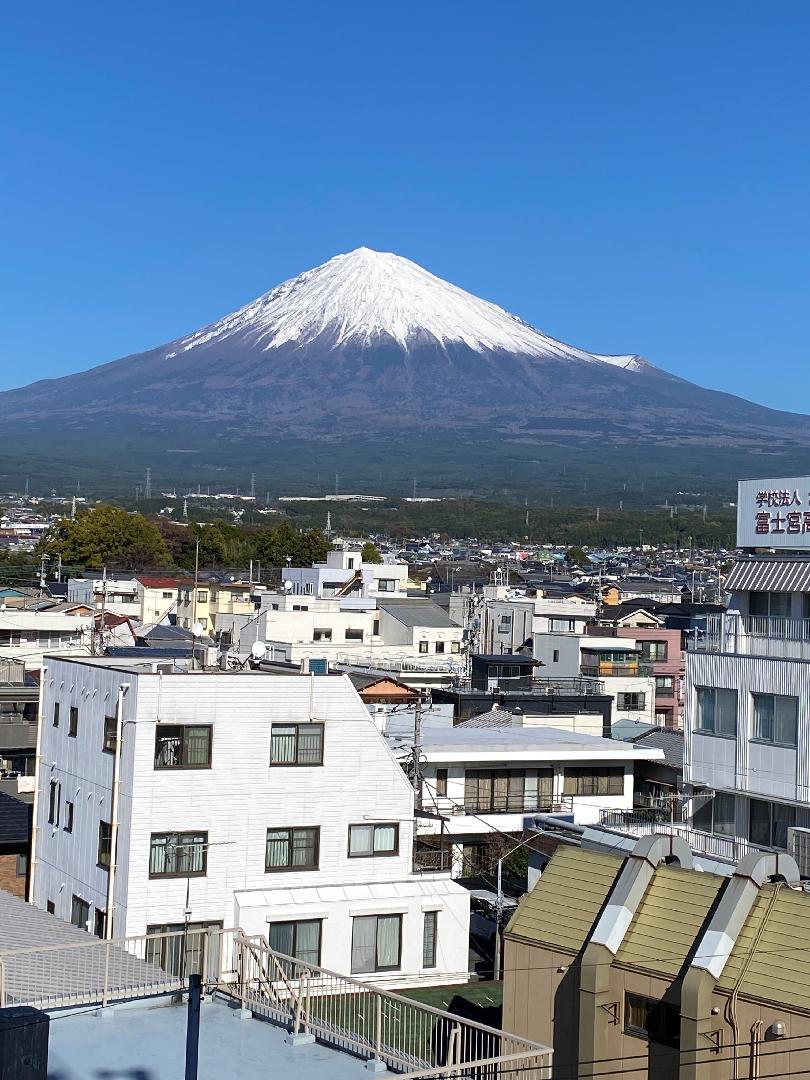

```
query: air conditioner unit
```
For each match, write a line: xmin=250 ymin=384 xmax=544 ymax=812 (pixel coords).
xmin=788 ymin=827 xmax=810 ymax=877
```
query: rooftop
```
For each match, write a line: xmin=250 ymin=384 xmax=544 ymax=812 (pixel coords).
xmin=376 ymin=599 xmax=459 ymax=628
xmin=418 ymin=724 xmax=664 ymax=759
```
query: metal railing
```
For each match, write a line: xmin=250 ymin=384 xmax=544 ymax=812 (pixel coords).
xmin=689 ymin=613 xmax=810 ymax=660
xmin=231 ymin=932 xmax=552 ymax=1077
xmin=526 ymin=676 xmax=605 ymax=695
xmin=0 ymin=926 xmax=553 ymax=1078
xmin=580 ymin=662 xmax=654 ymax=678
xmin=413 ymin=846 xmax=454 ymax=873
xmin=596 ymin=812 xmax=768 ymax=864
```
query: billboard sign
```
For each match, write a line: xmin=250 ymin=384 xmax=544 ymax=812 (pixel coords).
xmin=737 ymin=476 xmax=810 ymax=549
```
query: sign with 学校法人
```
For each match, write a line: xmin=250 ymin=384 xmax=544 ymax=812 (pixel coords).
xmin=737 ymin=477 xmax=810 ymax=548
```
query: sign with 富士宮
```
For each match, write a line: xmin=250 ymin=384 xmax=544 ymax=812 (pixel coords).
xmin=737 ymin=476 xmax=810 ymax=548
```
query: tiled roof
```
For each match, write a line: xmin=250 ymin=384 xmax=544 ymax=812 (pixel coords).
xmin=376 ymin=599 xmax=458 ymax=628
xmin=135 ymin=576 xmax=179 ymax=589
xmin=457 ymin=708 xmax=514 ymax=729
xmin=629 ymin=727 xmax=684 ymax=769
xmin=725 ymin=557 xmax=810 ymax=594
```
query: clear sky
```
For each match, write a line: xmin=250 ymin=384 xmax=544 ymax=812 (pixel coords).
xmin=3 ymin=2 xmax=809 ymax=409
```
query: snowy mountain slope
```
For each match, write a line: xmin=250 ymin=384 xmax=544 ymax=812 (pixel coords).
xmin=170 ymin=247 xmax=656 ymax=371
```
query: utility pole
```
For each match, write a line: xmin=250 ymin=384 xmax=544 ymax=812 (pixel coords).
xmin=412 ymin=694 xmax=423 ymax=811
xmin=250 ymin=472 xmax=256 ymax=499
xmin=145 ymin=468 xmax=152 ymax=500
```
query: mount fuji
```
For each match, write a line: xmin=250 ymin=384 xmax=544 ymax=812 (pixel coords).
xmin=1 ymin=247 xmax=808 ymax=499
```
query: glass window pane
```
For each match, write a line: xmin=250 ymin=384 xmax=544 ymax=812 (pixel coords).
xmin=696 ymin=688 xmax=715 ymax=733
xmin=692 ymin=797 xmax=713 ymax=833
xmin=267 ymin=921 xmax=294 ymax=956
xmin=749 ymin=799 xmax=772 ymax=847
xmin=295 ymin=920 xmax=321 ymax=966
xmin=423 ymin=911 xmax=437 ymax=968
xmin=374 ymin=825 xmax=396 ymax=853
xmin=376 ymin=915 xmax=401 ymax=969
xmin=351 ymin=916 xmax=377 ymax=973
xmin=271 ymin=726 xmax=297 ymax=763
xmin=713 ymin=792 xmax=736 ymax=837
xmin=349 ymin=825 xmax=374 ymax=855
xmin=150 ymin=836 xmax=168 ymax=875
xmin=185 ymin=727 xmax=211 ymax=766
xmin=772 ymin=803 xmax=796 ymax=849
xmin=266 ymin=830 xmax=290 ymax=869
xmin=297 ymin=725 xmax=323 ymax=764
xmin=775 ymin=697 xmax=798 ymax=746
xmin=291 ymin=828 xmax=318 ymax=867
xmin=717 ymin=690 xmax=737 ymax=736
xmin=155 ymin=728 xmax=182 ymax=768
xmin=753 ymin=695 xmax=774 ymax=741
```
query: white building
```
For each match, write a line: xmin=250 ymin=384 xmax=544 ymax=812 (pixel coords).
xmin=532 ymin=632 xmax=656 ymax=727
xmin=31 ymin=658 xmax=470 ymax=988
xmin=283 ymin=547 xmax=409 ymax=600
xmin=0 ymin=609 xmax=92 ymax=670
xmin=413 ymin=711 xmax=663 ymax=875
xmin=481 ymin=590 xmax=596 ymax=654
xmin=67 ymin=574 xmax=142 ymax=619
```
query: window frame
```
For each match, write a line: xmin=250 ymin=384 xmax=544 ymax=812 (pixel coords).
xmin=347 ymin=822 xmax=400 ymax=858
xmin=563 ymin=767 xmax=624 ymax=797
xmin=48 ymin=779 xmax=60 ymax=826
xmin=71 ymin=895 xmax=90 ymax=931
xmin=53 ymin=702 xmax=60 ymax=728
xmin=154 ymin=725 xmax=213 ymax=770
xmin=640 ymin=640 xmax=668 ymax=662
xmin=624 ymin=992 xmax=680 ymax=1048
xmin=148 ymin=830 xmax=209 ymax=879
xmin=695 ymin=686 xmax=737 ymax=738
xmin=103 ymin=715 xmax=117 ymax=754
xmin=423 ymin=910 xmax=438 ymax=968
xmin=435 ymin=768 xmax=448 ymax=797
xmin=269 ymin=723 xmax=324 ymax=767
xmin=350 ymin=913 xmax=403 ymax=974
xmin=418 ymin=640 xmax=429 ymax=654
xmin=617 ymin=692 xmax=645 ymax=711
xmin=265 ymin=826 xmax=320 ymax=872
xmin=266 ymin=918 xmax=323 ymax=966
xmin=97 ymin=820 xmax=112 ymax=870
xmin=68 ymin=706 xmax=79 ymax=738
xmin=64 ymin=800 xmax=74 ymax=834
xmin=751 ymin=693 xmax=798 ymax=748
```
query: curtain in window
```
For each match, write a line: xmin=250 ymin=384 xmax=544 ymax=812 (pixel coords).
xmin=182 ymin=835 xmax=206 ymax=873
xmin=464 ymin=772 xmax=478 ymax=808
xmin=507 ymin=773 xmax=524 ymax=811
xmin=185 ymin=727 xmax=210 ymax=766
xmin=291 ymin=828 xmax=317 ymax=866
xmin=696 ymin=687 xmax=715 ymax=732
xmin=150 ymin=836 xmax=169 ymax=875
xmin=753 ymin=695 xmax=774 ymax=741
xmin=266 ymin=830 xmax=290 ymax=868
xmin=297 ymin=725 xmax=322 ymax=764
xmin=423 ymin=911 xmax=437 ymax=968
xmin=295 ymin=920 xmax=321 ymax=966
xmin=374 ymin=825 xmax=396 ymax=853
xmin=492 ymin=772 xmax=508 ymax=811
xmin=267 ymin=922 xmax=295 ymax=956
xmin=271 ymin=726 xmax=297 ymax=763
xmin=537 ymin=770 xmax=554 ymax=807
xmin=349 ymin=825 xmax=374 ymax=855
xmin=376 ymin=916 xmax=400 ymax=969
xmin=351 ymin=916 xmax=377 ymax=973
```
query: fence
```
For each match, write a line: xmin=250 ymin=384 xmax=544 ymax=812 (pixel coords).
xmin=0 ymin=926 xmax=553 ymax=1077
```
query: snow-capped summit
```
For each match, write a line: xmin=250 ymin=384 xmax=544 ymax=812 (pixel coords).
xmin=173 ymin=246 xmax=651 ymax=371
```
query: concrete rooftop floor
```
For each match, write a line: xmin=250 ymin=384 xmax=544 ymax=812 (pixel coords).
xmin=47 ymin=996 xmax=382 ymax=1080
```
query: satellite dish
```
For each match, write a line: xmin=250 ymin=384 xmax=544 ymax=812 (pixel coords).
xmin=283 ymin=580 xmax=294 ymax=591
xmin=251 ymin=641 xmax=267 ymax=659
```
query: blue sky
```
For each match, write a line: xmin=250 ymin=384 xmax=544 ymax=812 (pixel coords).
xmin=2 ymin=2 xmax=809 ymax=408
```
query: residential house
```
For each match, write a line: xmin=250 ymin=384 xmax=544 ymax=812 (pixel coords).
xmin=503 ymin=836 xmax=810 ymax=1080
xmin=67 ymin=573 xmax=141 ymax=618
xmin=175 ymin=574 xmax=254 ymax=632
xmin=135 ymin=575 xmax=180 ymax=624
xmin=480 ymin=590 xmax=596 ymax=655
xmin=0 ymin=609 xmax=91 ymax=670
xmin=283 ymin=547 xmax=409 ymax=600
xmin=31 ymin=658 xmax=470 ymax=988
xmin=0 ymin=657 xmax=39 ymax=786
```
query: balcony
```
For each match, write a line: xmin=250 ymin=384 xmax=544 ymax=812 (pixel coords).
xmin=580 ymin=662 xmax=654 ymax=678
xmin=689 ymin=613 xmax=810 ymax=661
xmin=597 ymin=809 xmax=769 ymax=864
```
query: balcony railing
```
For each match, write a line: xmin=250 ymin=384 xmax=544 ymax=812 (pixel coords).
xmin=689 ymin=613 xmax=810 ymax=660
xmin=580 ymin=662 xmax=654 ymax=678
xmin=0 ymin=927 xmax=554 ymax=1079
xmin=597 ymin=810 xmax=769 ymax=864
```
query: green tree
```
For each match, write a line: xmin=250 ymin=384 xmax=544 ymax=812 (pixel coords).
xmin=565 ymin=546 xmax=591 ymax=568
xmin=361 ymin=541 xmax=383 ymax=564
xmin=37 ymin=505 xmax=170 ymax=569
xmin=252 ymin=522 xmax=329 ymax=567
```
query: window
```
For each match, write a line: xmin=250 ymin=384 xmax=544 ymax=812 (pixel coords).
xmin=464 ymin=770 xmax=528 ymax=812
xmin=624 ymin=993 xmax=679 ymax=1048
xmin=641 ymin=640 xmax=668 ymax=662
xmin=267 ymin=919 xmax=322 ymax=967
xmin=693 ymin=791 xmax=736 ymax=837
xmin=419 ymin=641 xmax=429 ymax=654
xmin=265 ymin=827 xmax=320 ymax=871
xmin=64 ymin=800 xmax=74 ymax=833
xmin=46 ymin=900 xmax=55 ymax=915
xmin=435 ymin=641 xmax=445 ymax=654
xmin=749 ymin=799 xmax=796 ymax=850
xmin=146 ymin=920 xmax=223 ymax=978
xmin=68 ymin=706 xmax=79 ymax=737
xmin=0 ymin=630 xmax=21 ymax=647
xmin=695 ymin=687 xmax=737 ymax=737
xmin=451 ymin=641 xmax=460 ymax=653
xmin=162 ymin=591 xmax=174 ymax=599
xmin=351 ymin=914 xmax=402 ymax=974
xmin=304 ymin=583 xmax=314 ymax=595
xmin=103 ymin=715 xmax=117 ymax=753
xmin=498 ymin=614 xmax=512 ymax=631
xmin=270 ymin=723 xmax=323 ymax=766
xmin=752 ymin=694 xmax=798 ymax=746
xmin=149 ymin=831 xmax=208 ymax=878
xmin=563 ymin=767 xmax=624 ymax=797
xmin=423 ymin=910 xmax=438 ymax=968
xmin=377 ymin=579 xmax=397 ymax=592
xmin=94 ymin=908 xmax=107 ymax=938
xmin=552 ymin=650 xmax=560 ymax=663
xmin=292 ymin=604 xmax=309 ymax=611
xmin=655 ymin=676 xmax=674 ymax=694
xmin=348 ymin=823 xmax=399 ymax=857
xmin=154 ymin=725 xmax=212 ymax=769
xmin=617 ymin=692 xmax=646 ymax=711
xmin=313 ymin=628 xmax=332 ymax=642
xmin=16 ymin=853 xmax=28 ymax=878
xmin=435 ymin=769 xmax=448 ymax=797
xmin=345 ymin=628 xmax=364 ymax=641
xmin=53 ymin=702 xmax=60 ymax=728
xmin=549 ymin=618 xmax=575 ymax=633
xmin=97 ymin=821 xmax=112 ymax=868
xmin=71 ymin=895 xmax=90 ymax=931
xmin=48 ymin=779 xmax=60 ymax=825
xmin=749 ymin=591 xmax=791 ymax=620
xmin=197 ymin=590 xmax=208 ymax=603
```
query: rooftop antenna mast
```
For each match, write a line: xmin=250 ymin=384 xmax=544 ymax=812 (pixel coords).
xmin=250 ymin=473 xmax=256 ymax=499
xmin=145 ymin=468 xmax=152 ymax=500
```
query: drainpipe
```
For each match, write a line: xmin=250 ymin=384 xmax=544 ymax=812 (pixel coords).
xmin=105 ymin=682 xmax=130 ymax=939
xmin=28 ymin=663 xmax=48 ymax=904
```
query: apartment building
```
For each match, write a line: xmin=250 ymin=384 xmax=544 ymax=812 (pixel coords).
xmin=415 ymin=712 xmax=663 ymax=875
xmin=480 ymin=589 xmax=596 ymax=654
xmin=67 ymin=573 xmax=141 ymax=618
xmin=176 ymin=575 xmax=254 ymax=632
xmin=0 ymin=657 xmax=39 ymax=785
xmin=682 ymin=475 xmax=810 ymax=870
xmin=503 ymin=836 xmax=810 ymax=1080
xmin=31 ymin=658 xmax=470 ymax=988
xmin=0 ymin=609 xmax=91 ymax=670
xmin=533 ymin=631 xmax=656 ymax=727
xmin=283 ymin=547 xmax=409 ymax=599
